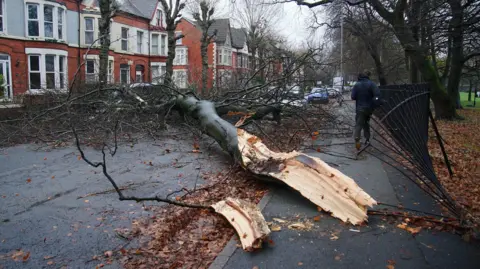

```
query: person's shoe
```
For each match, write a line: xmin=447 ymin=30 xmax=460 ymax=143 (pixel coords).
xmin=355 ymin=140 xmax=361 ymax=150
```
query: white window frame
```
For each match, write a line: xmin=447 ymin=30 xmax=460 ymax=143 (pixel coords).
xmin=151 ymin=33 xmax=159 ymax=55
xmin=108 ymin=60 xmax=114 ymax=83
xmin=160 ymin=34 xmax=167 ymax=56
xmin=136 ymin=31 xmax=143 ymax=54
xmin=121 ymin=27 xmax=129 ymax=51
xmin=151 ymin=62 xmax=166 ymax=84
xmin=84 ymin=17 xmax=95 ymax=45
xmin=173 ymin=48 xmax=187 ymax=65
xmin=85 ymin=59 xmax=97 ymax=83
xmin=26 ymin=48 xmax=68 ymax=93
xmin=25 ymin=1 xmax=66 ymax=41
xmin=0 ymin=0 xmax=6 ymax=33
xmin=217 ymin=47 xmax=231 ymax=66
xmin=120 ymin=64 xmax=130 ymax=84
xmin=57 ymin=8 xmax=64 ymax=40
xmin=175 ymin=31 xmax=182 ymax=45
xmin=172 ymin=70 xmax=187 ymax=88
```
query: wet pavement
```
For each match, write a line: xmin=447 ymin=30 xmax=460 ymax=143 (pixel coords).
xmin=0 ymin=133 xmax=227 ymax=269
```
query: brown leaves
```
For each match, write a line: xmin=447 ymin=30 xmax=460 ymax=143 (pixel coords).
xmin=10 ymin=250 xmax=30 ymax=262
xmin=397 ymin=223 xmax=422 ymax=235
xmin=26 ymin=178 xmax=32 ymax=183
xmin=313 ymin=215 xmax=321 ymax=222
xmin=22 ymin=252 xmax=30 ymax=262
xmin=428 ymin=110 xmax=480 ymax=222
xmin=386 ymin=259 xmax=396 ymax=269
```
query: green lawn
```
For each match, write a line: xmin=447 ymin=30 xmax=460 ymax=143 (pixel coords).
xmin=460 ymin=91 xmax=480 ymax=109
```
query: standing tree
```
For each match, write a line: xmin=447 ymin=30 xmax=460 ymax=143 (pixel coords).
xmin=233 ymin=0 xmax=281 ymax=74
xmin=293 ymin=0 xmax=459 ymax=119
xmin=98 ymin=0 xmax=117 ymax=85
xmin=159 ymin=0 xmax=187 ymax=85
xmin=192 ymin=0 xmax=217 ymax=96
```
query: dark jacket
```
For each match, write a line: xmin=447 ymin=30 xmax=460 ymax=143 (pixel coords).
xmin=351 ymin=75 xmax=380 ymax=111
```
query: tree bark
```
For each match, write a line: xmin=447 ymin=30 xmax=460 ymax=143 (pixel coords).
xmin=99 ymin=0 xmax=113 ymax=86
xmin=368 ymin=0 xmax=457 ymax=118
xmin=173 ymin=95 xmax=377 ymax=225
xmin=165 ymin=29 xmax=176 ymax=86
xmin=446 ymin=0 xmax=464 ymax=109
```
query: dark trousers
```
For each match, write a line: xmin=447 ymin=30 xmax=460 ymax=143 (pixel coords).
xmin=354 ymin=108 xmax=372 ymax=141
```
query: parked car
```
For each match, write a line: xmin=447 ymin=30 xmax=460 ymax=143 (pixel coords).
xmin=286 ymin=85 xmax=302 ymax=98
xmin=327 ymin=87 xmax=341 ymax=97
xmin=305 ymin=87 xmax=329 ymax=104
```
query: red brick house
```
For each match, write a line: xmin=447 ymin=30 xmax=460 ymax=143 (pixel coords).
xmin=174 ymin=18 xmax=251 ymax=90
xmin=0 ymin=0 xmax=169 ymax=100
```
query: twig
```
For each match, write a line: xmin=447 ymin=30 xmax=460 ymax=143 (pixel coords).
xmin=72 ymin=125 xmax=210 ymax=210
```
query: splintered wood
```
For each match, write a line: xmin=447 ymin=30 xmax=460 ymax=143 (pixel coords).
xmin=237 ymin=129 xmax=377 ymax=225
xmin=211 ymin=197 xmax=271 ymax=251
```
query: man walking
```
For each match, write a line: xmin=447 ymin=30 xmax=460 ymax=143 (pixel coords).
xmin=351 ymin=71 xmax=380 ymax=150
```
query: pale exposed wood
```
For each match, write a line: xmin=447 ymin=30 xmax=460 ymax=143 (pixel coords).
xmin=237 ymin=129 xmax=377 ymax=225
xmin=211 ymin=197 xmax=271 ymax=251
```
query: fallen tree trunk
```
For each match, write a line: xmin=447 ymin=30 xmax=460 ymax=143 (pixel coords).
xmin=174 ymin=95 xmax=377 ymax=225
xmin=211 ymin=197 xmax=271 ymax=251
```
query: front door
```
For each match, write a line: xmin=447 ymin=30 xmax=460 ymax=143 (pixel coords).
xmin=0 ymin=54 xmax=12 ymax=100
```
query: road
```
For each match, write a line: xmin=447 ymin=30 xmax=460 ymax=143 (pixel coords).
xmin=0 ymin=132 xmax=226 ymax=268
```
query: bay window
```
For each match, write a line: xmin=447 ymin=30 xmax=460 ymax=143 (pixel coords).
xmin=27 ymin=49 xmax=68 ymax=92
xmin=152 ymin=34 xmax=159 ymax=55
xmin=173 ymin=48 xmax=187 ymax=65
xmin=26 ymin=2 xmax=66 ymax=40
xmin=121 ymin=27 xmax=129 ymax=51
xmin=217 ymin=48 xmax=231 ymax=66
xmin=84 ymin=17 xmax=94 ymax=45
xmin=172 ymin=70 xmax=187 ymax=88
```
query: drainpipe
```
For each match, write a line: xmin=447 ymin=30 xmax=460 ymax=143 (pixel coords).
xmin=77 ymin=0 xmax=81 ymax=68
xmin=148 ymin=27 xmax=151 ymax=83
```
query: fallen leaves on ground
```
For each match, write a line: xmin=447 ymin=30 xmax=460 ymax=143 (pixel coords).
xmin=397 ymin=223 xmax=422 ymax=235
xmin=122 ymin=166 xmax=267 ymax=269
xmin=428 ymin=109 xmax=480 ymax=223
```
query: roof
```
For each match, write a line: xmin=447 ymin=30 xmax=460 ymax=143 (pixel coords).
xmin=231 ymin=28 xmax=247 ymax=49
xmin=207 ymin=19 xmax=230 ymax=43
xmin=120 ymin=0 xmax=158 ymax=19
xmin=86 ymin=0 xmax=158 ymax=19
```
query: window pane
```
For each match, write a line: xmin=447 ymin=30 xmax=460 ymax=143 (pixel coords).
xmin=60 ymin=74 xmax=65 ymax=88
xmin=45 ymin=22 xmax=53 ymax=38
xmin=29 ymin=55 xmax=40 ymax=71
xmin=28 ymin=21 xmax=39 ymax=36
xmin=44 ymin=6 xmax=53 ymax=22
xmin=58 ymin=9 xmax=63 ymax=24
xmin=45 ymin=55 xmax=55 ymax=71
xmin=28 ymin=4 xmax=38 ymax=19
xmin=30 ymin=73 xmax=41 ymax=89
xmin=58 ymin=27 xmax=63 ymax=40
xmin=85 ymin=32 xmax=93 ymax=44
xmin=59 ymin=56 xmax=65 ymax=72
xmin=86 ymin=60 xmax=95 ymax=73
xmin=122 ymin=40 xmax=128 ymax=51
xmin=85 ymin=18 xmax=93 ymax=30
xmin=122 ymin=28 xmax=128 ymax=38
xmin=46 ymin=73 xmax=55 ymax=89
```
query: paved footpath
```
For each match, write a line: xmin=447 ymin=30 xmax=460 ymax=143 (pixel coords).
xmin=210 ymin=102 xmax=480 ymax=269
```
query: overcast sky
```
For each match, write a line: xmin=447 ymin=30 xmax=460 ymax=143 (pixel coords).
xmin=187 ymin=0 xmax=324 ymax=48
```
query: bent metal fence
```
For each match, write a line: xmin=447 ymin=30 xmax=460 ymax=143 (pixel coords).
xmin=358 ymin=84 xmax=460 ymax=218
